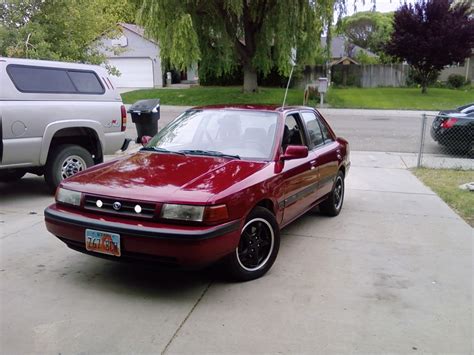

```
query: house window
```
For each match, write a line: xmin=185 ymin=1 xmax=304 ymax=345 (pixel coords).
xmin=111 ymin=35 xmax=128 ymax=47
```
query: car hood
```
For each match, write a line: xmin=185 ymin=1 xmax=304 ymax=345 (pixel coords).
xmin=61 ymin=151 xmax=267 ymax=203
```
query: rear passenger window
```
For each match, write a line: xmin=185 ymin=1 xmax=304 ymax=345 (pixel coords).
xmin=319 ymin=118 xmax=334 ymax=144
xmin=6 ymin=64 xmax=104 ymax=94
xmin=301 ymin=112 xmax=324 ymax=148
xmin=68 ymin=71 xmax=104 ymax=94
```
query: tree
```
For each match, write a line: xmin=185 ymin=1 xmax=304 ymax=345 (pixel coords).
xmin=386 ymin=0 xmax=474 ymax=94
xmin=337 ymin=11 xmax=393 ymax=59
xmin=0 ymin=0 xmax=135 ymax=64
xmin=137 ymin=0 xmax=335 ymax=92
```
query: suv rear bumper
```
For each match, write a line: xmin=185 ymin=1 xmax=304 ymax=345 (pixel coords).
xmin=104 ymin=132 xmax=127 ymax=155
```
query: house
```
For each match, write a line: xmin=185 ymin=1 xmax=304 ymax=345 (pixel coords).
xmin=321 ymin=35 xmax=379 ymax=65
xmin=99 ymin=23 xmax=162 ymax=88
xmin=99 ymin=23 xmax=198 ymax=89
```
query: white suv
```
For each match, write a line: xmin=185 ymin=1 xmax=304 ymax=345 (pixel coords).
xmin=0 ymin=57 xmax=128 ymax=191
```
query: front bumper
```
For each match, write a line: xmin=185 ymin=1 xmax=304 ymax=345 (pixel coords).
xmin=44 ymin=205 xmax=242 ymax=267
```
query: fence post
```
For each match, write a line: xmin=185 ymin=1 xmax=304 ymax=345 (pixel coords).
xmin=417 ymin=113 xmax=428 ymax=168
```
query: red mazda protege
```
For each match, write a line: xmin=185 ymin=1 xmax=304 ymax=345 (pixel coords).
xmin=45 ymin=105 xmax=350 ymax=280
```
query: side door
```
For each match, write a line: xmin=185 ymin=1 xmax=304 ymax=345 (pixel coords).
xmin=301 ymin=110 xmax=340 ymax=200
xmin=280 ymin=113 xmax=319 ymax=225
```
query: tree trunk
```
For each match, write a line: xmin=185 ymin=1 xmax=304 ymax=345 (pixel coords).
xmin=243 ymin=65 xmax=258 ymax=93
xmin=421 ymin=83 xmax=427 ymax=94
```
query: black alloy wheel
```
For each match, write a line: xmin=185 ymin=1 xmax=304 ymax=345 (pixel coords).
xmin=237 ymin=218 xmax=274 ymax=271
xmin=226 ymin=207 xmax=280 ymax=281
xmin=320 ymin=170 xmax=345 ymax=217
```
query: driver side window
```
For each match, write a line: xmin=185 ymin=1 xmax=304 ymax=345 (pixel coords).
xmin=282 ymin=114 xmax=306 ymax=150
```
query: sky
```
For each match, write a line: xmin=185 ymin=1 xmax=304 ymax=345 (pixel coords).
xmin=344 ymin=0 xmax=417 ymax=15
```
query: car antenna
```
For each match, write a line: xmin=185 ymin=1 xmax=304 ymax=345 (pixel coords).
xmin=282 ymin=48 xmax=297 ymax=109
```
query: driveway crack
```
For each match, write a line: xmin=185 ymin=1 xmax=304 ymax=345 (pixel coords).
xmin=1 ymin=220 xmax=44 ymax=240
xmin=161 ymin=280 xmax=212 ymax=354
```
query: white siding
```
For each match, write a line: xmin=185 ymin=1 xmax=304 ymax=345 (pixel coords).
xmin=108 ymin=58 xmax=154 ymax=88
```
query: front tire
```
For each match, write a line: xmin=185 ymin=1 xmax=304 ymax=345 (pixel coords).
xmin=225 ymin=207 xmax=280 ymax=281
xmin=320 ymin=170 xmax=345 ymax=217
xmin=44 ymin=144 xmax=94 ymax=192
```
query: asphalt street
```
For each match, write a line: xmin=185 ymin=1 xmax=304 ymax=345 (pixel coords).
xmin=0 ymin=151 xmax=472 ymax=353
xmin=127 ymin=106 xmax=446 ymax=154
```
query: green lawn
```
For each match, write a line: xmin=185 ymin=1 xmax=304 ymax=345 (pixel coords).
xmin=326 ymin=87 xmax=474 ymax=110
xmin=121 ymin=86 xmax=309 ymax=106
xmin=121 ymin=86 xmax=473 ymax=110
xmin=413 ymin=168 xmax=474 ymax=227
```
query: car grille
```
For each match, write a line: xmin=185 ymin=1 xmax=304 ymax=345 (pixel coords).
xmin=84 ymin=195 xmax=156 ymax=218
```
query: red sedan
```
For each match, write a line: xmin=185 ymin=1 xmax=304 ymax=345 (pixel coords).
xmin=45 ymin=105 xmax=350 ymax=281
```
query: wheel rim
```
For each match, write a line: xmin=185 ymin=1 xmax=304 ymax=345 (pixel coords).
xmin=236 ymin=218 xmax=274 ymax=272
xmin=334 ymin=176 xmax=344 ymax=210
xmin=60 ymin=155 xmax=87 ymax=180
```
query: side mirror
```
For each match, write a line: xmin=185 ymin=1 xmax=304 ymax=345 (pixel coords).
xmin=141 ymin=136 xmax=152 ymax=146
xmin=281 ymin=145 xmax=308 ymax=160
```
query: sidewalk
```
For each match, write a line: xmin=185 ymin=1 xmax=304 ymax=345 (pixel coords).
xmin=353 ymin=150 xmax=474 ymax=170
xmin=1 ymin=151 xmax=471 ymax=353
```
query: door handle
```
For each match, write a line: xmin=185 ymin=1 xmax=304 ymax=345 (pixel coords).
xmin=310 ymin=159 xmax=317 ymax=170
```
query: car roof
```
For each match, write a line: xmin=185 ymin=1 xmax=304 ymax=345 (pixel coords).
xmin=190 ymin=104 xmax=315 ymax=113
xmin=0 ymin=57 xmax=105 ymax=72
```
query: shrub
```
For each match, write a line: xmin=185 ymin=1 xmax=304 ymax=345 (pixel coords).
xmin=447 ymin=74 xmax=466 ymax=88
xmin=199 ymin=66 xmax=290 ymax=87
xmin=406 ymin=67 xmax=439 ymax=87
xmin=331 ymin=65 xmax=361 ymax=87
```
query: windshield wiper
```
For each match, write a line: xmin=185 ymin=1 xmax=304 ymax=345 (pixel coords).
xmin=140 ymin=147 xmax=186 ymax=155
xmin=179 ymin=149 xmax=240 ymax=160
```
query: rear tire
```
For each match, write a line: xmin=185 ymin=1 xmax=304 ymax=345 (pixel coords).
xmin=319 ymin=170 xmax=345 ymax=217
xmin=0 ymin=169 xmax=26 ymax=182
xmin=225 ymin=207 xmax=280 ymax=281
xmin=44 ymin=144 xmax=94 ymax=192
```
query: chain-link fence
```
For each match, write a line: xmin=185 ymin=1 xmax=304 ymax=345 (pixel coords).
xmin=417 ymin=113 xmax=474 ymax=170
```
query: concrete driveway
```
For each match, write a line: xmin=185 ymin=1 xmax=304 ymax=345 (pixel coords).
xmin=0 ymin=151 xmax=471 ymax=354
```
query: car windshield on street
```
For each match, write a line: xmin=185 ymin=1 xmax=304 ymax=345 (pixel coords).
xmin=145 ymin=109 xmax=279 ymax=160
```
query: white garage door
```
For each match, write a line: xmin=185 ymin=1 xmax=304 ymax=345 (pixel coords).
xmin=108 ymin=58 xmax=154 ymax=88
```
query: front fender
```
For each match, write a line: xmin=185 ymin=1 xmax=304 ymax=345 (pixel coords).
xmin=40 ymin=120 xmax=104 ymax=165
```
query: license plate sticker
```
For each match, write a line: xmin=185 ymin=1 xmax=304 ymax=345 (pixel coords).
xmin=85 ymin=229 xmax=121 ymax=257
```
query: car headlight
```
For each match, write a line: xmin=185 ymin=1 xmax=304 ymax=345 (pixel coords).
xmin=160 ymin=204 xmax=205 ymax=222
xmin=56 ymin=188 xmax=82 ymax=206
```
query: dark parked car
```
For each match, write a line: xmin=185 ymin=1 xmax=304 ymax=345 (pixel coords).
xmin=45 ymin=105 xmax=350 ymax=281
xmin=431 ymin=103 xmax=474 ymax=154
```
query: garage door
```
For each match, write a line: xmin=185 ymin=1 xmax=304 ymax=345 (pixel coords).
xmin=107 ymin=58 xmax=154 ymax=88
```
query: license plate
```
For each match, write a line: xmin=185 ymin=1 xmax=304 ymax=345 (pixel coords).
xmin=85 ymin=229 xmax=121 ymax=257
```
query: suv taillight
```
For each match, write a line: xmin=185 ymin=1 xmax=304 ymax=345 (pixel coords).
xmin=121 ymin=105 xmax=127 ymax=132
xmin=440 ymin=117 xmax=458 ymax=129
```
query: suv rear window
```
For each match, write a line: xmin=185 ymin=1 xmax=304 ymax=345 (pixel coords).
xmin=6 ymin=64 xmax=105 ymax=94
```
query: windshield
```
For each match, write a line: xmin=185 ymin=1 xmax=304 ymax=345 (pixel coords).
xmin=460 ymin=105 xmax=474 ymax=114
xmin=146 ymin=109 xmax=279 ymax=160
